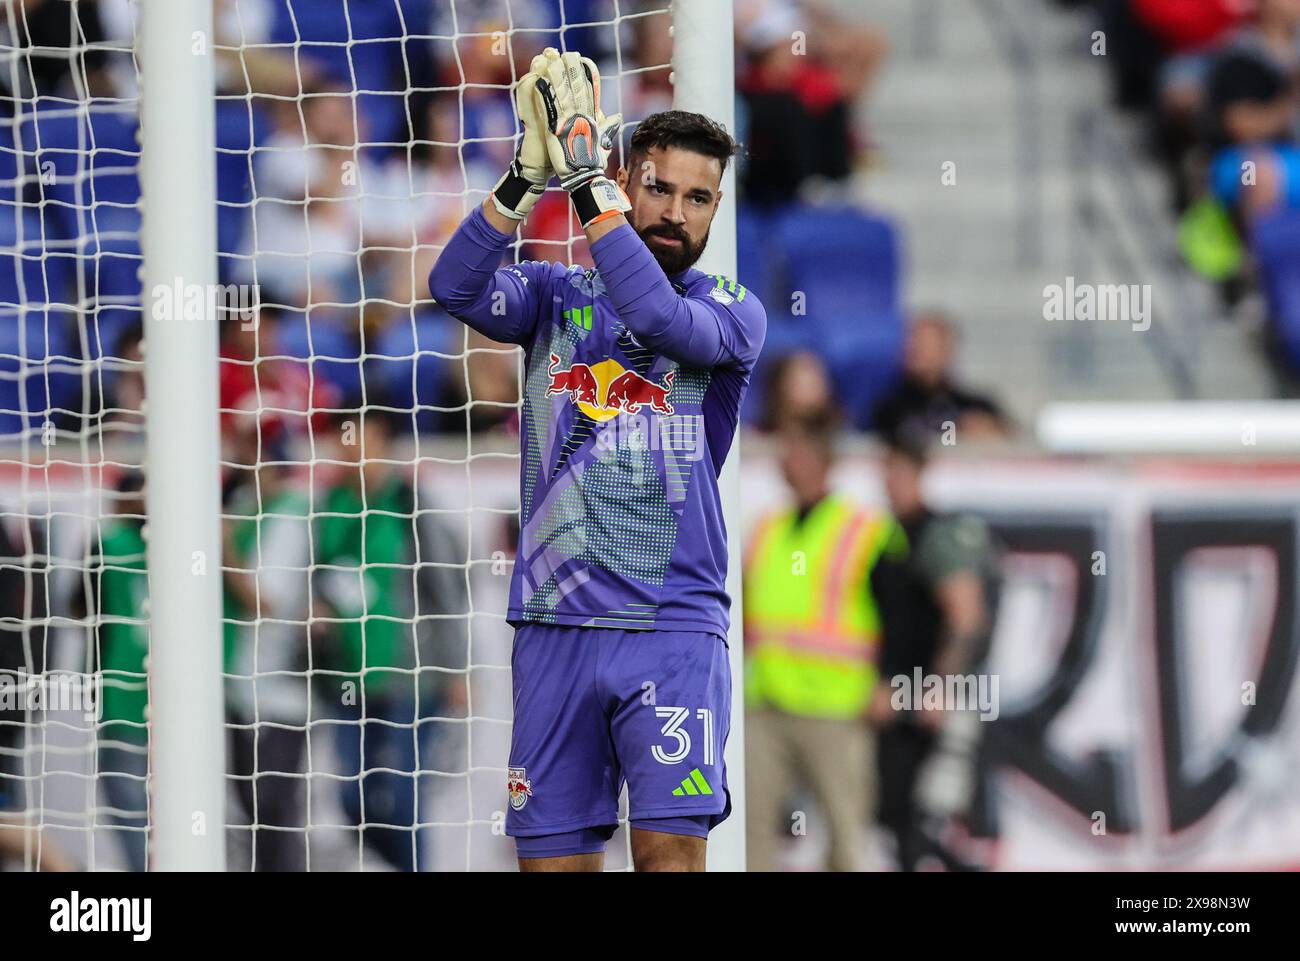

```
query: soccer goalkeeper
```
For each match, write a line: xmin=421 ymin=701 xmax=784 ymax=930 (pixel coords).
xmin=428 ymin=48 xmax=766 ymax=872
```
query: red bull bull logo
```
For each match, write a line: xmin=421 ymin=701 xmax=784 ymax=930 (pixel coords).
xmin=545 ymin=353 xmax=601 ymax=407
xmin=507 ymin=766 xmax=533 ymax=811
xmin=545 ymin=353 xmax=675 ymax=420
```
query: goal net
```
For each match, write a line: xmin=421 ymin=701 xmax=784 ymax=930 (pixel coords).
xmin=0 ymin=0 xmax=724 ymax=872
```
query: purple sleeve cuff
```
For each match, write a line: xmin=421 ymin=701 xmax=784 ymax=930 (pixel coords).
xmin=465 ymin=203 xmax=515 ymax=249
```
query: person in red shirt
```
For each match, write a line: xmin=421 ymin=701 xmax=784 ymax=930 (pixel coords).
xmin=1134 ymin=0 xmax=1249 ymax=53
xmin=739 ymin=6 xmax=855 ymax=206
xmin=218 ymin=311 xmax=340 ymax=458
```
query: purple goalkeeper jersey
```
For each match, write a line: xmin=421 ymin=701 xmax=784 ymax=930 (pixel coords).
xmin=429 ymin=206 xmax=767 ymax=639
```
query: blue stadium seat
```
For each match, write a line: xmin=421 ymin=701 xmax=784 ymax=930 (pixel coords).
xmin=0 ymin=207 xmax=75 ymax=311
xmin=0 ymin=315 xmax=80 ymax=440
xmin=1252 ymin=210 xmax=1300 ymax=372
xmin=268 ymin=0 xmax=436 ymax=146
xmin=20 ymin=99 xmax=141 ymax=239
xmin=737 ymin=203 xmax=814 ymax=425
xmin=273 ymin=310 xmax=363 ymax=404
xmin=1 ymin=117 xmax=82 ymax=431
xmin=216 ymin=98 xmax=272 ymax=283
xmin=773 ymin=204 xmax=905 ymax=429
xmin=368 ymin=309 xmax=460 ymax=431
xmin=18 ymin=99 xmax=142 ymax=364
xmin=736 ymin=203 xmax=780 ymax=317
xmin=1 ymin=115 xmax=76 ymax=310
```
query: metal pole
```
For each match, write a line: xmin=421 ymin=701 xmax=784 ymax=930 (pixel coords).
xmin=138 ymin=0 xmax=226 ymax=870
xmin=672 ymin=0 xmax=746 ymax=872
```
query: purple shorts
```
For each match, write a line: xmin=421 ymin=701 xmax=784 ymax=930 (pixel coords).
xmin=505 ymin=623 xmax=732 ymax=847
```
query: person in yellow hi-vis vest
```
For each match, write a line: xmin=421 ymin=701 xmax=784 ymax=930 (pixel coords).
xmin=744 ymin=418 xmax=905 ymax=872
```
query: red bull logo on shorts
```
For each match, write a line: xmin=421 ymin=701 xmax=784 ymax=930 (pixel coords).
xmin=546 ymin=354 xmax=675 ymax=421
xmin=507 ymin=766 xmax=533 ymax=810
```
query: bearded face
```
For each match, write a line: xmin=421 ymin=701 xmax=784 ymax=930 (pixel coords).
xmin=619 ymin=145 xmax=723 ymax=276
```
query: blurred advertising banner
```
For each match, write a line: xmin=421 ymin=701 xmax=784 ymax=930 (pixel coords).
xmin=738 ymin=451 xmax=1300 ymax=870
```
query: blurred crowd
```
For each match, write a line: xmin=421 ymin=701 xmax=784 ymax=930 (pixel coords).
xmin=0 ymin=410 xmax=474 ymax=872
xmin=1 ymin=0 xmax=1013 ymax=443
xmin=1082 ymin=0 xmax=1300 ymax=385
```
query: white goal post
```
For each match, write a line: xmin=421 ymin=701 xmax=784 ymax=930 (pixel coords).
xmin=139 ymin=0 xmax=226 ymax=871
xmin=670 ymin=0 xmax=745 ymax=873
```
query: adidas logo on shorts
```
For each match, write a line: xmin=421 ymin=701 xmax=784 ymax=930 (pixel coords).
xmin=671 ymin=767 xmax=713 ymax=797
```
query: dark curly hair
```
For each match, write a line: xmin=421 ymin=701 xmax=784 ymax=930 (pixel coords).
xmin=628 ymin=110 xmax=740 ymax=173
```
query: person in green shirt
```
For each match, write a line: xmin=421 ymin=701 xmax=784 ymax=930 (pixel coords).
xmin=222 ymin=424 xmax=314 ymax=872
xmin=77 ymin=470 xmax=151 ymax=871
xmin=311 ymin=411 xmax=468 ymax=871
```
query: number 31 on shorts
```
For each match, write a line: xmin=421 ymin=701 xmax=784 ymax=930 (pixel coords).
xmin=650 ymin=707 xmax=714 ymax=765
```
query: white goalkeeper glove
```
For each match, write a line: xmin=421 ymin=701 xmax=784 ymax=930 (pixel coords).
xmin=532 ymin=47 xmax=631 ymax=228
xmin=489 ymin=55 xmax=554 ymax=222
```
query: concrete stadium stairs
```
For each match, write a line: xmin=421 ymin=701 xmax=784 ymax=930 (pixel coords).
xmin=837 ymin=0 xmax=1274 ymax=427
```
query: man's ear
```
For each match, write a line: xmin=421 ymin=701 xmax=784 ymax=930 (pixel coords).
xmin=616 ymin=166 xmax=630 ymax=191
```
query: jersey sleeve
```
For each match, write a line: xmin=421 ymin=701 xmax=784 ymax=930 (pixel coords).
xmin=589 ymin=223 xmax=767 ymax=370
xmin=427 ymin=205 xmax=557 ymax=346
